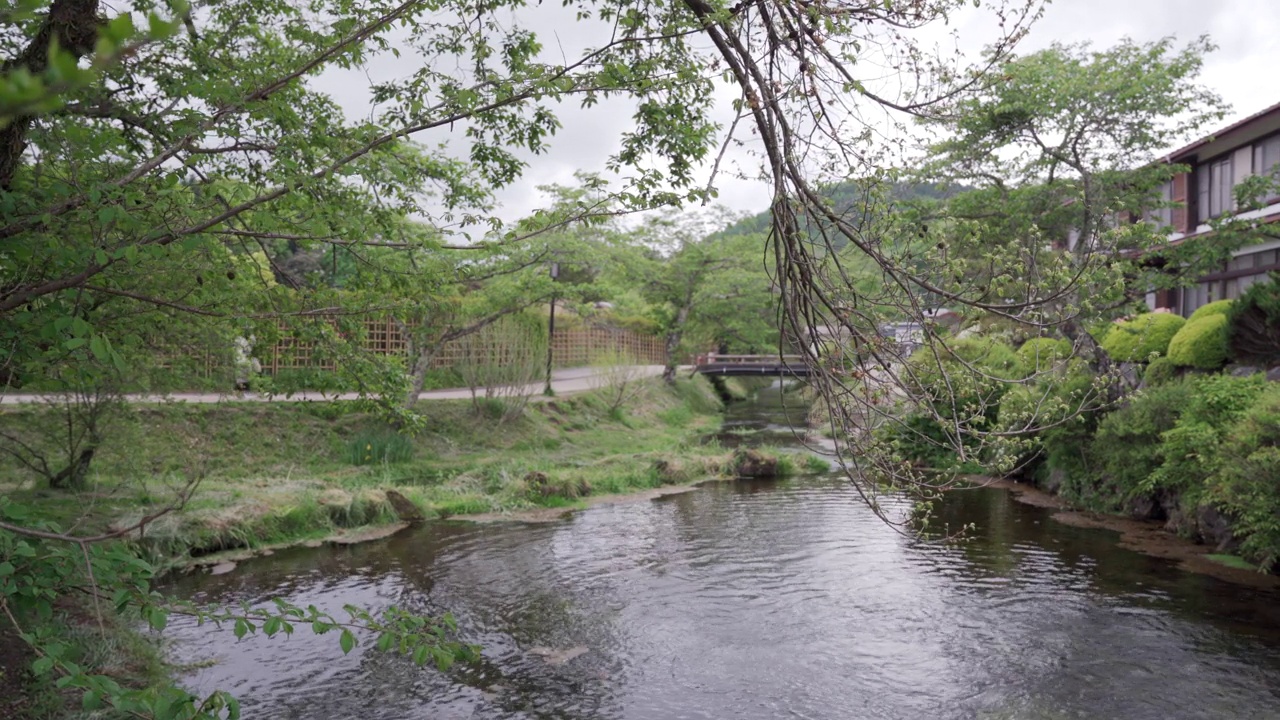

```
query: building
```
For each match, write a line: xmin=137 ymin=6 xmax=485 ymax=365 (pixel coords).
xmin=1146 ymin=101 xmax=1280 ymax=316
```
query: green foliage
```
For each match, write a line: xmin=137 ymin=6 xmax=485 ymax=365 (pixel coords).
xmin=921 ymin=37 xmax=1225 ymax=329
xmin=1143 ymin=355 xmax=1178 ymax=386
xmin=1089 ymin=379 xmax=1197 ymax=508
xmin=889 ymin=338 xmax=1026 ymax=469
xmin=1016 ymin=337 xmax=1071 ymax=374
xmin=1227 ymin=274 xmax=1280 ymax=366
xmin=1167 ymin=314 xmax=1230 ymax=369
xmin=1188 ymin=299 xmax=1234 ymax=321
xmin=1203 ymin=386 xmax=1280 ymax=567
xmin=1144 ymin=374 xmax=1266 ymax=500
xmin=347 ymin=430 xmax=415 ymax=466
xmin=1100 ymin=313 xmax=1186 ymax=362
xmin=0 ymin=497 xmax=474 ymax=718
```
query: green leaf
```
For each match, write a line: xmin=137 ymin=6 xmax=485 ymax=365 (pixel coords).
xmin=89 ymin=334 xmax=108 ymax=362
xmin=31 ymin=656 xmax=53 ymax=675
xmin=339 ymin=629 xmax=356 ymax=654
xmin=148 ymin=607 xmax=168 ymax=632
xmin=234 ymin=618 xmax=248 ymax=639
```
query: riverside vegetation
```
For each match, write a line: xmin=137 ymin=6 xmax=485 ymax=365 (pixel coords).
xmin=0 ymin=374 xmax=822 ymax=715
xmin=883 ymin=275 xmax=1280 ymax=573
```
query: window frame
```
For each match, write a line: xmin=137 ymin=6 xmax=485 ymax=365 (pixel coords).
xmin=1197 ymin=154 xmax=1235 ymax=223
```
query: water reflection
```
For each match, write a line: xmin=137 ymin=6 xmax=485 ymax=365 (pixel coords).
xmin=162 ymin=384 xmax=1280 ymax=719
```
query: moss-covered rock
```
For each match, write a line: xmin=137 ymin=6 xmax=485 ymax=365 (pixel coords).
xmin=732 ymin=448 xmax=781 ymax=479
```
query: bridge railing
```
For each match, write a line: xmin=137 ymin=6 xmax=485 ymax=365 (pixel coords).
xmin=693 ymin=353 xmax=806 ymax=366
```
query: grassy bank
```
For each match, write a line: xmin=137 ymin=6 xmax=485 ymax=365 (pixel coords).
xmin=0 ymin=377 xmax=783 ymax=566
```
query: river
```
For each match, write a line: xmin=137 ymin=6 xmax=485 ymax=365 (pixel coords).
xmin=163 ymin=383 xmax=1280 ymax=719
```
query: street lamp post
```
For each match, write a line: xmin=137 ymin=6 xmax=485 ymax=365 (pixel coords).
xmin=544 ymin=262 xmax=559 ymax=396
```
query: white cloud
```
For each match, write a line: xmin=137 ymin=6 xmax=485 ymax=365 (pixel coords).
xmin=312 ymin=0 xmax=1280 ymax=224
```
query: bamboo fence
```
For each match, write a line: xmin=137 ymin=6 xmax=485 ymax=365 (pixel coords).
xmin=159 ymin=318 xmax=667 ymax=378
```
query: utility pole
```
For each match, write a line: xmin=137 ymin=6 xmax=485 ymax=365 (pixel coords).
xmin=544 ymin=262 xmax=559 ymax=396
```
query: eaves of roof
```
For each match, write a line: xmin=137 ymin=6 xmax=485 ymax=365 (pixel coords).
xmin=1162 ymin=100 xmax=1280 ymax=163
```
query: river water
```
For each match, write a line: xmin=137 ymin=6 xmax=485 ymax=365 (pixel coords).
xmin=163 ymin=384 xmax=1280 ymax=719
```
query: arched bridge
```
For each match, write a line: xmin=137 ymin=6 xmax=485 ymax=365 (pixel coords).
xmin=693 ymin=353 xmax=813 ymax=377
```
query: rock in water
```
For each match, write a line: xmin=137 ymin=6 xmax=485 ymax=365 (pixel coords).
xmin=210 ymin=562 xmax=237 ymax=575
xmin=385 ymin=490 xmax=425 ymax=524
xmin=529 ymin=645 xmax=589 ymax=666
xmin=733 ymin=448 xmax=779 ymax=479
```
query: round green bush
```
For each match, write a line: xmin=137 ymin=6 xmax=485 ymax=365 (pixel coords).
xmin=1188 ymin=299 xmax=1234 ymax=322
xmin=1016 ymin=337 xmax=1071 ymax=374
xmin=1101 ymin=313 xmax=1186 ymax=362
xmin=1143 ymin=355 xmax=1178 ymax=386
xmin=1167 ymin=314 xmax=1230 ymax=369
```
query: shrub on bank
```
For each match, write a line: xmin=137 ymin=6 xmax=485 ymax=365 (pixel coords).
xmin=1101 ymin=313 xmax=1186 ymax=362
xmin=1089 ymin=379 xmax=1197 ymax=509
xmin=1167 ymin=314 xmax=1230 ymax=369
xmin=1143 ymin=356 xmax=1178 ymax=386
xmin=891 ymin=338 xmax=1024 ymax=468
xmin=1016 ymin=337 xmax=1072 ymax=374
xmin=1143 ymin=374 xmax=1267 ymax=507
xmin=1204 ymin=386 xmax=1280 ymax=567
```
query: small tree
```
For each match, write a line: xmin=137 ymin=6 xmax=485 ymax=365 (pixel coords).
xmin=590 ymin=347 xmax=647 ymax=415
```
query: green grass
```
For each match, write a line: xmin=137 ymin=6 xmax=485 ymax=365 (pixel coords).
xmin=1205 ymin=553 xmax=1259 ymax=571
xmin=802 ymin=455 xmax=833 ymax=473
xmin=0 ymin=377 xmax=730 ymax=562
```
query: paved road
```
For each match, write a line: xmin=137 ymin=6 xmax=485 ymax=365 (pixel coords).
xmin=0 ymin=365 xmax=674 ymax=405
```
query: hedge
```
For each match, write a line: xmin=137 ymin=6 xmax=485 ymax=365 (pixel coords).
xmin=1188 ymin=299 xmax=1234 ymax=322
xmin=1101 ymin=313 xmax=1186 ymax=362
xmin=1143 ymin=355 xmax=1178 ymax=386
xmin=1017 ymin=337 xmax=1071 ymax=374
xmin=1167 ymin=314 xmax=1230 ymax=369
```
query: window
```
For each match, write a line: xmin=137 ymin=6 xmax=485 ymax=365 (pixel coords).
xmin=1253 ymin=135 xmax=1280 ymax=203
xmin=1143 ymin=181 xmax=1173 ymax=228
xmin=1197 ymin=156 xmax=1234 ymax=223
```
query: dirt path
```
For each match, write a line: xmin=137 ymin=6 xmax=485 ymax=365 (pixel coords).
xmin=0 ymin=365 xmax=677 ymax=406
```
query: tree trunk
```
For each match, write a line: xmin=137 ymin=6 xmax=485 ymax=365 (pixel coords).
xmin=1061 ymin=317 xmax=1122 ymax=402
xmin=403 ymin=340 xmax=438 ymax=408
xmin=1 ymin=0 xmax=102 ymax=188
xmin=48 ymin=447 xmax=95 ymax=490
xmin=661 ymin=305 xmax=691 ymax=384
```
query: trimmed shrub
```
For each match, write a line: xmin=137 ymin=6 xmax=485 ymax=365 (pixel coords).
xmin=1101 ymin=313 xmax=1186 ymax=362
xmin=1188 ymin=299 xmax=1234 ymax=322
xmin=1143 ymin=355 xmax=1178 ymax=386
xmin=1016 ymin=337 xmax=1071 ymax=374
xmin=1167 ymin=314 xmax=1230 ymax=369
xmin=1227 ymin=274 xmax=1280 ymax=366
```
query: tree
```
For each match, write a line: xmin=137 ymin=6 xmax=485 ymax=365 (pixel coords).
xmin=0 ymin=0 xmax=1066 ymax=713
xmin=612 ymin=211 xmax=778 ymax=383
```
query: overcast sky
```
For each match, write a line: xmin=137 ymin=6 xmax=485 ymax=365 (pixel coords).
xmin=316 ymin=0 xmax=1280 ymax=226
